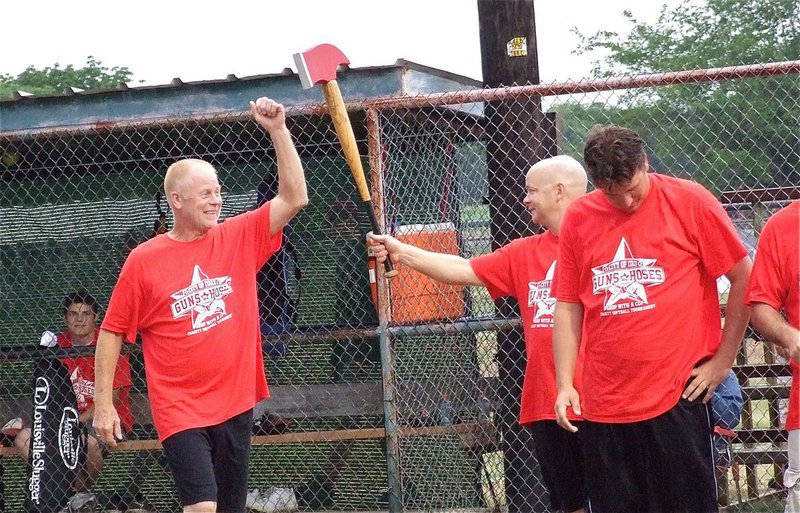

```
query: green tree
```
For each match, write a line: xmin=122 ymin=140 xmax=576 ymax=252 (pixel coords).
xmin=561 ymin=0 xmax=800 ymax=193
xmin=578 ymin=0 xmax=799 ymax=75
xmin=0 ymin=56 xmax=136 ymax=100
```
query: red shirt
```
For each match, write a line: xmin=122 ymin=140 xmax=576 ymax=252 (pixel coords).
xmin=102 ymin=204 xmax=282 ymax=441
xmin=471 ymin=231 xmax=584 ymax=424
xmin=57 ymin=330 xmax=134 ymax=433
xmin=745 ymin=201 xmax=799 ymax=430
xmin=555 ymin=174 xmax=747 ymax=423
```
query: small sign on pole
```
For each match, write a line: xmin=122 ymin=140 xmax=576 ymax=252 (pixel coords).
xmin=506 ymin=37 xmax=528 ymax=57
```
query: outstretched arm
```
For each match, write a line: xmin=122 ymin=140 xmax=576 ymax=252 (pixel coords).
xmin=368 ymin=233 xmax=484 ymax=287
xmin=250 ymin=97 xmax=309 ymax=234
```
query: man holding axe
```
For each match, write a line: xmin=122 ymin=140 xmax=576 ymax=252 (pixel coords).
xmin=294 ymin=43 xmax=397 ymax=278
xmin=369 ymin=156 xmax=591 ymax=513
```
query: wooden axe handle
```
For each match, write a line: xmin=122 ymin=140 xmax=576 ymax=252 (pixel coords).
xmin=322 ymin=80 xmax=370 ymax=202
xmin=321 ymin=80 xmax=398 ymax=278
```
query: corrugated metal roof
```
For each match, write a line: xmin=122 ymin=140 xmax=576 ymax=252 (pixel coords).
xmin=1 ymin=59 xmax=481 ymax=103
xmin=0 ymin=59 xmax=482 ymax=133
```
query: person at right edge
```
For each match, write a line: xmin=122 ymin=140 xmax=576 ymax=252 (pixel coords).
xmin=745 ymin=200 xmax=799 ymax=513
xmin=552 ymin=124 xmax=752 ymax=513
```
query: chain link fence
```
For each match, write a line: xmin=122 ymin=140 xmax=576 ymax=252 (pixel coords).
xmin=0 ymin=60 xmax=798 ymax=512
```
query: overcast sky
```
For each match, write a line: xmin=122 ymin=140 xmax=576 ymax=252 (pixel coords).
xmin=2 ymin=0 xmax=690 ymax=86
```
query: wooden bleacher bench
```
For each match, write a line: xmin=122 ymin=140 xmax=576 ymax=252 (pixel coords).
xmin=719 ymin=186 xmax=800 ymax=205
xmin=733 ymin=363 xmax=792 ymax=380
xmin=0 ymin=423 xmax=491 ymax=456
xmin=733 ymin=428 xmax=788 ymax=445
xmin=735 ymin=448 xmax=788 ymax=466
xmin=0 ymin=380 xmax=494 ymax=455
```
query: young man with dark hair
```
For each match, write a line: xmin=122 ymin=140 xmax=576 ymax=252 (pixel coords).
xmin=553 ymin=124 xmax=752 ymax=512
xmin=371 ymin=155 xmax=590 ymax=513
xmin=2 ymin=290 xmax=133 ymax=496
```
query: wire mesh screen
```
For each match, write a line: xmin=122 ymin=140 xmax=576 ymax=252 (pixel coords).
xmin=0 ymin=61 xmax=798 ymax=512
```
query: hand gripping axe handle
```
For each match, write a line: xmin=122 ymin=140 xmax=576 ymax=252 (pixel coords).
xmin=294 ymin=43 xmax=398 ymax=278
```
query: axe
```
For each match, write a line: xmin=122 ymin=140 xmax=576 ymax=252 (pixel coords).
xmin=294 ymin=43 xmax=398 ymax=278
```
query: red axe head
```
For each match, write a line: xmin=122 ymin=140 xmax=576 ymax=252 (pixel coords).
xmin=293 ymin=44 xmax=350 ymax=90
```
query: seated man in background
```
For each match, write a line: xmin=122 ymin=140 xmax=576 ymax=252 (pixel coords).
xmin=2 ymin=290 xmax=134 ymax=495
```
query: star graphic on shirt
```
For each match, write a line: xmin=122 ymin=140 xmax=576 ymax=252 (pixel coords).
xmin=530 ymin=260 xmax=557 ymax=323
xmin=189 ymin=266 xmax=228 ymax=325
xmin=170 ymin=265 xmax=233 ymax=330
xmin=591 ymin=238 xmax=665 ymax=311
xmin=69 ymin=366 xmax=92 ymax=409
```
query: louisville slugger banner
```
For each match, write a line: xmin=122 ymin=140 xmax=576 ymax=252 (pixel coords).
xmin=25 ymin=352 xmax=82 ymax=513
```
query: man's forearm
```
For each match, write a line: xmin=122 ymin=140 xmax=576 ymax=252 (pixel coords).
xmin=715 ymin=258 xmax=752 ymax=366
xmin=83 ymin=389 xmax=121 ymax=424
xmin=272 ymin=127 xmax=308 ymax=209
xmin=553 ymin=301 xmax=583 ymax=390
xmin=752 ymin=303 xmax=800 ymax=350
xmin=94 ymin=330 xmax=124 ymax=408
xmin=397 ymin=243 xmax=483 ymax=286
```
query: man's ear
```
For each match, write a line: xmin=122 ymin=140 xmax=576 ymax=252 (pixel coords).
xmin=169 ymin=191 xmax=182 ymax=210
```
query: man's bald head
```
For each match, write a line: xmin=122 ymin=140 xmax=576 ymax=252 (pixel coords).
xmin=526 ymin=155 xmax=588 ymax=199
xmin=164 ymin=159 xmax=218 ymax=208
xmin=162 ymin=158 xmax=223 ymax=240
xmin=523 ymin=155 xmax=588 ymax=234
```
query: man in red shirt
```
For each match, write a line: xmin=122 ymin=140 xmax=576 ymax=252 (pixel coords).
xmin=370 ymin=155 xmax=589 ymax=513
xmin=553 ymin=124 xmax=752 ymax=513
xmin=2 ymin=291 xmax=133 ymax=493
xmin=92 ymin=97 xmax=308 ymax=512
xmin=745 ymin=200 xmax=799 ymax=513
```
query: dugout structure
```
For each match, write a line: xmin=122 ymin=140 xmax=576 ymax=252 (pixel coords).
xmin=0 ymin=61 xmax=502 ymax=512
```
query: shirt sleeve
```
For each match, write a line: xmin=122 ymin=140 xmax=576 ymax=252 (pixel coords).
xmin=745 ymin=214 xmax=787 ymax=310
xmin=693 ymin=187 xmax=749 ymax=278
xmin=228 ymin=201 xmax=283 ymax=269
xmin=553 ymin=208 xmax=582 ymax=303
xmin=101 ymin=257 xmax=142 ymax=345
xmin=470 ymin=244 xmax=516 ymax=300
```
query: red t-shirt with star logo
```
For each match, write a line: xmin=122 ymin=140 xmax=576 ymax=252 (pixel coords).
xmin=745 ymin=200 xmax=799 ymax=431
xmin=57 ymin=330 xmax=134 ymax=433
xmin=102 ymin=203 xmax=282 ymax=441
xmin=471 ymin=231 xmax=584 ymax=424
xmin=554 ymin=173 xmax=747 ymax=423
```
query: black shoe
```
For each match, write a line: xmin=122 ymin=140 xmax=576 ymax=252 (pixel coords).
xmin=125 ymin=494 xmax=156 ymax=513
xmin=64 ymin=493 xmax=98 ymax=513
xmin=253 ymin=412 xmax=292 ymax=436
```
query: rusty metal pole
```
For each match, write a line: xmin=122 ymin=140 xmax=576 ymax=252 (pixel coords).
xmin=366 ymin=107 xmax=403 ymax=512
xmin=478 ymin=1 xmax=551 ymax=511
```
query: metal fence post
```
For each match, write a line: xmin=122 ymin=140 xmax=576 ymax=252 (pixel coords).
xmin=367 ymin=107 xmax=403 ymax=512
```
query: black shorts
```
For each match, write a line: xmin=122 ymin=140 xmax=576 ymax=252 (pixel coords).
xmin=162 ymin=409 xmax=253 ymax=511
xmin=581 ymin=398 xmax=717 ymax=513
xmin=529 ymin=420 xmax=587 ymax=512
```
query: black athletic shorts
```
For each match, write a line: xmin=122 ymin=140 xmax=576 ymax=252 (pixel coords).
xmin=580 ymin=397 xmax=717 ymax=513
xmin=162 ymin=409 xmax=254 ymax=511
xmin=530 ymin=420 xmax=587 ymax=512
